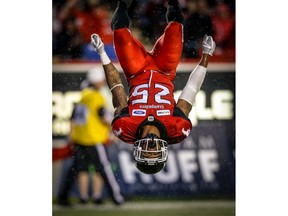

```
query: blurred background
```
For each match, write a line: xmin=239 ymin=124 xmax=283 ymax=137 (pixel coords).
xmin=52 ymin=0 xmax=235 ymax=209
xmin=53 ymin=0 xmax=235 ymax=62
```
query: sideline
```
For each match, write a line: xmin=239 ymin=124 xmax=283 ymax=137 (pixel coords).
xmin=53 ymin=200 xmax=235 ymax=211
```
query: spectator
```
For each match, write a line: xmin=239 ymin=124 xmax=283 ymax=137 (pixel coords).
xmin=183 ymin=0 xmax=213 ymax=58
xmin=210 ymin=2 xmax=235 ymax=56
xmin=52 ymin=0 xmax=235 ymax=61
xmin=135 ymin=0 xmax=167 ymax=46
xmin=53 ymin=16 xmax=84 ymax=60
xmin=134 ymin=0 xmax=187 ymax=48
xmin=58 ymin=0 xmax=117 ymax=60
xmin=57 ymin=67 xmax=125 ymax=206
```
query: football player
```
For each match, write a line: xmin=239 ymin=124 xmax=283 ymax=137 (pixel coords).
xmin=91 ymin=0 xmax=216 ymax=174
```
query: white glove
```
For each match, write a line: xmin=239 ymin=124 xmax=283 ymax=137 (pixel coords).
xmin=202 ymin=34 xmax=216 ymax=56
xmin=91 ymin=33 xmax=105 ymax=54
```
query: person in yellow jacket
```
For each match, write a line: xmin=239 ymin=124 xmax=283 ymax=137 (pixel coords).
xmin=57 ymin=67 xmax=125 ymax=206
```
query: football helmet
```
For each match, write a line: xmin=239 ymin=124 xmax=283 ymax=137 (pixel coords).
xmin=133 ymin=133 xmax=168 ymax=174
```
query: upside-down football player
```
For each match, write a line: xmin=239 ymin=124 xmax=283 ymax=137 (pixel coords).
xmin=90 ymin=0 xmax=216 ymax=174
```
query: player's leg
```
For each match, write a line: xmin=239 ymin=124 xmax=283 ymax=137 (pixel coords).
xmin=57 ymin=165 xmax=78 ymax=205
xmin=151 ymin=0 xmax=184 ymax=80
xmin=78 ymin=171 xmax=89 ymax=203
xmin=111 ymin=0 xmax=147 ymax=79
xmin=111 ymin=0 xmax=131 ymax=30
xmin=166 ymin=0 xmax=184 ymax=24
xmin=74 ymin=146 xmax=90 ymax=203
xmin=57 ymin=145 xmax=85 ymax=205
xmin=92 ymin=145 xmax=125 ymax=205
xmin=92 ymin=172 xmax=104 ymax=204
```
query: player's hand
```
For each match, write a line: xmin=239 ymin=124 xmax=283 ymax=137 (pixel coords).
xmin=91 ymin=33 xmax=105 ymax=54
xmin=202 ymin=34 xmax=216 ymax=56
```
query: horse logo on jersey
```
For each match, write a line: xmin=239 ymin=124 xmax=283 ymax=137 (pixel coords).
xmin=182 ymin=128 xmax=190 ymax=137
xmin=113 ymin=128 xmax=122 ymax=137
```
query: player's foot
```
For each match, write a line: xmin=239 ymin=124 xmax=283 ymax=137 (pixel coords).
xmin=112 ymin=196 xmax=125 ymax=206
xmin=120 ymin=0 xmax=132 ymax=8
xmin=93 ymin=198 xmax=104 ymax=205
xmin=57 ymin=199 xmax=72 ymax=207
xmin=79 ymin=198 xmax=89 ymax=204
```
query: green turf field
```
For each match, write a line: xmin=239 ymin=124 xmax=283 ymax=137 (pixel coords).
xmin=53 ymin=200 xmax=235 ymax=216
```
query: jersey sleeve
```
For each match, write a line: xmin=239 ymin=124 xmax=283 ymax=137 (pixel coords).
xmin=165 ymin=107 xmax=192 ymax=144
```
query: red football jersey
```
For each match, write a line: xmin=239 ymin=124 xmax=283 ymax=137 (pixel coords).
xmin=112 ymin=70 xmax=192 ymax=144
xmin=112 ymin=22 xmax=191 ymax=144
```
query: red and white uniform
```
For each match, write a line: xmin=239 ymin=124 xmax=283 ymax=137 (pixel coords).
xmin=112 ymin=22 xmax=192 ymax=144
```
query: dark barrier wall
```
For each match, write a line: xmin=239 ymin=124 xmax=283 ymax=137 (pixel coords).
xmin=53 ymin=69 xmax=235 ymax=198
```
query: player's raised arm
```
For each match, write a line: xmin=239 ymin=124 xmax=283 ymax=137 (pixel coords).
xmin=176 ymin=35 xmax=216 ymax=116
xmin=91 ymin=34 xmax=128 ymax=116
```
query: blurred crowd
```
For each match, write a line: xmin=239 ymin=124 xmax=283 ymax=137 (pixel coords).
xmin=53 ymin=0 xmax=235 ymax=62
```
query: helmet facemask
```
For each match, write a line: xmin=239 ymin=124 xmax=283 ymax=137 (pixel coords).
xmin=133 ymin=134 xmax=168 ymax=166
